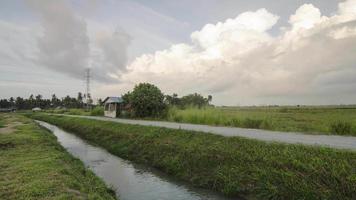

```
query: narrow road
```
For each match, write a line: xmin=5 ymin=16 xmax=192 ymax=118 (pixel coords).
xmin=58 ymin=114 xmax=356 ymax=151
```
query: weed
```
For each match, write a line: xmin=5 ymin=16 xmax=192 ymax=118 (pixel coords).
xmin=330 ymin=121 xmax=352 ymax=135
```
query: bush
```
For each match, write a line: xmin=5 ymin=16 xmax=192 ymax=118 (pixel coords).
xmin=131 ymin=83 xmax=166 ymax=118
xmin=90 ymin=107 xmax=104 ymax=116
xmin=330 ymin=121 xmax=352 ymax=135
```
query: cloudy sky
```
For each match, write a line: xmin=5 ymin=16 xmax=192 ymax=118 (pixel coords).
xmin=1 ymin=0 xmax=356 ymax=105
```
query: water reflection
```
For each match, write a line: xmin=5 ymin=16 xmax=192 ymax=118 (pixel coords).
xmin=37 ymin=120 xmax=238 ymax=200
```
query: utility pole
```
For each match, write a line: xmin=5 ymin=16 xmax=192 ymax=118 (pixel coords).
xmin=85 ymin=68 xmax=91 ymax=110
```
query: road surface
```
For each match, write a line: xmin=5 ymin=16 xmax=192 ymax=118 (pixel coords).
xmin=55 ymin=114 xmax=356 ymax=151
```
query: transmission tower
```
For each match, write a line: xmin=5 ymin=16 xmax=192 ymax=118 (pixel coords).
xmin=85 ymin=68 xmax=91 ymax=110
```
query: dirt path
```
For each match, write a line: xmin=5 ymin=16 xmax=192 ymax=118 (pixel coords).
xmin=0 ymin=115 xmax=23 ymax=134
xmin=57 ymin=114 xmax=356 ymax=151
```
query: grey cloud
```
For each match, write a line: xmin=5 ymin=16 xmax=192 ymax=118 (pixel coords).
xmin=28 ymin=0 xmax=90 ymax=80
xmin=27 ymin=0 xmax=130 ymax=83
xmin=97 ymin=28 xmax=131 ymax=73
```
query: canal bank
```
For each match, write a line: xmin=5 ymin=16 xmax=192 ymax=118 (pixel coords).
xmin=0 ymin=114 xmax=116 ymax=200
xmin=28 ymin=114 xmax=356 ymax=200
xmin=37 ymin=120 xmax=236 ymax=200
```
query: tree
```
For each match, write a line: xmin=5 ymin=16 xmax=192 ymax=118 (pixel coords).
xmin=165 ymin=93 xmax=181 ymax=106
xmin=77 ymin=92 xmax=83 ymax=108
xmin=122 ymin=91 xmax=132 ymax=106
xmin=130 ymin=83 xmax=165 ymax=117
xmin=9 ymin=97 xmax=15 ymax=107
xmin=51 ymin=94 xmax=60 ymax=107
xmin=35 ymin=94 xmax=43 ymax=107
xmin=208 ymin=95 xmax=212 ymax=103
xmin=15 ymin=97 xmax=25 ymax=109
xmin=0 ymin=99 xmax=9 ymax=108
xmin=181 ymin=93 xmax=209 ymax=108
xmin=97 ymin=98 xmax=103 ymax=106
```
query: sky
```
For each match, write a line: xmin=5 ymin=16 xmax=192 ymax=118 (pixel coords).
xmin=0 ymin=0 xmax=356 ymax=105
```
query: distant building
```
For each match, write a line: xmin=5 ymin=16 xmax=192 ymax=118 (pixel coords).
xmin=103 ymin=97 xmax=123 ymax=118
xmin=32 ymin=107 xmax=42 ymax=112
xmin=0 ymin=107 xmax=16 ymax=112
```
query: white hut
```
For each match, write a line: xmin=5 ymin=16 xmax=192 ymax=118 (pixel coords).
xmin=103 ymin=97 xmax=123 ymax=118
xmin=32 ymin=107 xmax=42 ymax=112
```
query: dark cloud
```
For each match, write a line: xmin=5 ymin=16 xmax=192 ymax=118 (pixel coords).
xmin=27 ymin=0 xmax=130 ymax=83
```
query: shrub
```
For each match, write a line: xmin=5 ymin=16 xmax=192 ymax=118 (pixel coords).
xmin=131 ymin=83 xmax=166 ymax=118
xmin=90 ymin=107 xmax=104 ymax=116
xmin=330 ymin=121 xmax=352 ymax=135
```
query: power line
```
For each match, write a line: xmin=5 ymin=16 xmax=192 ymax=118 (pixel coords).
xmin=85 ymin=68 xmax=91 ymax=110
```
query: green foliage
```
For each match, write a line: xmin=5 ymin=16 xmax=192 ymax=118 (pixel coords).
xmin=90 ymin=106 xmax=104 ymax=116
xmin=165 ymin=93 xmax=212 ymax=108
xmin=330 ymin=121 xmax=352 ymax=135
xmin=130 ymin=83 xmax=166 ymax=117
xmin=0 ymin=92 xmax=92 ymax=110
xmin=29 ymin=114 xmax=356 ymax=200
xmin=0 ymin=114 xmax=116 ymax=200
xmin=180 ymin=93 xmax=210 ymax=108
xmin=122 ymin=91 xmax=132 ymax=106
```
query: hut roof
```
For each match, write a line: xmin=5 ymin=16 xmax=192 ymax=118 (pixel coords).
xmin=103 ymin=97 xmax=123 ymax=104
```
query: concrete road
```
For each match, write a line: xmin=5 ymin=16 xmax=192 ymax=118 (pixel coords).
xmin=56 ymin=114 xmax=356 ymax=151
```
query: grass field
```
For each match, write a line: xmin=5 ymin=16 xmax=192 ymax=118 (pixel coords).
xmin=28 ymin=113 xmax=356 ymax=200
xmin=43 ymin=107 xmax=104 ymax=116
xmin=0 ymin=114 xmax=116 ymax=200
xmin=40 ymin=105 xmax=356 ymax=136
xmin=167 ymin=106 xmax=356 ymax=136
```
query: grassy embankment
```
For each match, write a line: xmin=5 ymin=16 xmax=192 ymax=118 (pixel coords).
xmin=0 ymin=114 xmax=116 ymax=200
xmin=44 ymin=107 xmax=104 ymax=116
xmin=167 ymin=106 xmax=356 ymax=136
xmin=28 ymin=113 xmax=356 ymax=200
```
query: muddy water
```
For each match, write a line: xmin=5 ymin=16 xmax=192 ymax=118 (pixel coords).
xmin=37 ymin=120 xmax=238 ymax=200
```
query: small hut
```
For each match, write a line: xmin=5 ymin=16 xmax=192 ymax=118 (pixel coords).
xmin=32 ymin=107 xmax=42 ymax=112
xmin=103 ymin=97 xmax=123 ymax=118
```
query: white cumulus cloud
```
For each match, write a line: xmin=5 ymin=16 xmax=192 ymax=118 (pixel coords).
xmin=117 ymin=0 xmax=356 ymax=105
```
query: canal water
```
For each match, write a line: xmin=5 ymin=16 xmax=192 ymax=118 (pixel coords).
xmin=36 ymin=120 xmax=238 ymax=200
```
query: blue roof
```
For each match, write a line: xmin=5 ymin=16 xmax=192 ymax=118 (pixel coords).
xmin=103 ymin=97 xmax=123 ymax=104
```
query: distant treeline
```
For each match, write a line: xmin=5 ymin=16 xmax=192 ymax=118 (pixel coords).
xmin=0 ymin=84 xmax=212 ymax=112
xmin=0 ymin=93 xmax=92 ymax=110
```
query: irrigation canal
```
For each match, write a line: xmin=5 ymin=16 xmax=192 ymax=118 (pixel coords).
xmin=36 ymin=120 xmax=238 ymax=200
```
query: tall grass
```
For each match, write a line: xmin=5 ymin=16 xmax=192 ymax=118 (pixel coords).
xmin=90 ymin=106 xmax=104 ymax=116
xmin=167 ymin=106 xmax=275 ymax=129
xmin=166 ymin=106 xmax=356 ymax=136
xmin=330 ymin=121 xmax=352 ymax=135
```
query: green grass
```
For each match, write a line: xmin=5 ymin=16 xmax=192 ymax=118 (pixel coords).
xmin=0 ymin=115 xmax=5 ymax=128
xmin=40 ymin=105 xmax=356 ymax=136
xmin=43 ymin=108 xmax=91 ymax=116
xmin=0 ymin=114 xmax=116 ymax=200
xmin=42 ymin=107 xmax=103 ymax=116
xmin=166 ymin=106 xmax=356 ymax=136
xmin=90 ymin=106 xmax=104 ymax=116
xmin=28 ymin=113 xmax=356 ymax=200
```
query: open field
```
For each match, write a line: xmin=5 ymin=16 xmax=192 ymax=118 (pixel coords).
xmin=43 ymin=107 xmax=104 ymax=116
xmin=39 ymin=105 xmax=356 ymax=136
xmin=167 ymin=106 xmax=356 ymax=136
xmin=28 ymin=113 xmax=356 ymax=200
xmin=0 ymin=114 xmax=116 ymax=200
